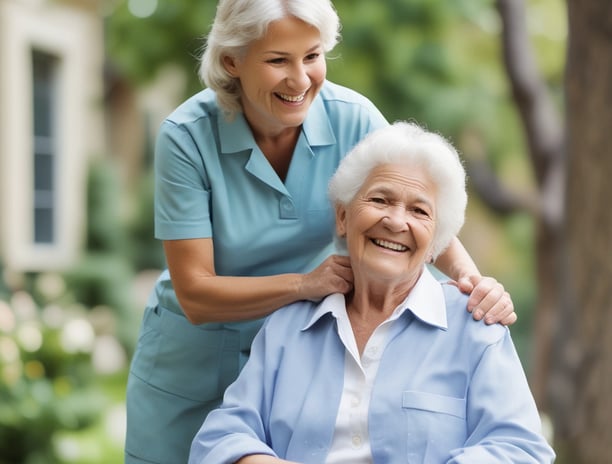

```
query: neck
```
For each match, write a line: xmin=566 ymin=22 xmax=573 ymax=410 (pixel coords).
xmin=255 ymin=129 xmax=300 ymax=181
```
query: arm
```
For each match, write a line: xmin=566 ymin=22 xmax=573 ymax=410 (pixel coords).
xmin=447 ymin=331 xmax=555 ymax=463
xmin=434 ymin=237 xmax=516 ymax=325
xmin=164 ymin=238 xmax=353 ymax=324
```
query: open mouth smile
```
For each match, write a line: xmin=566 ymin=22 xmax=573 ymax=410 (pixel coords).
xmin=275 ymin=92 xmax=306 ymax=103
xmin=372 ymin=238 xmax=408 ymax=252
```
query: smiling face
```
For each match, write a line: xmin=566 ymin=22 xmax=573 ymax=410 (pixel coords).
xmin=222 ymin=16 xmax=326 ymax=138
xmin=335 ymin=163 xmax=437 ymax=291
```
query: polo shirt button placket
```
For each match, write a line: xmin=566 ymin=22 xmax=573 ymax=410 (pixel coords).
xmin=279 ymin=196 xmax=297 ymax=219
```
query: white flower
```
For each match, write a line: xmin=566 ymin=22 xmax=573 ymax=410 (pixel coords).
xmin=17 ymin=323 xmax=43 ymax=352
xmin=60 ymin=318 xmax=95 ymax=354
xmin=105 ymin=404 xmax=127 ymax=445
xmin=41 ymin=304 xmax=66 ymax=329
xmin=36 ymin=273 xmax=66 ymax=301
xmin=92 ymin=335 xmax=127 ymax=374
xmin=0 ymin=300 xmax=16 ymax=333
xmin=0 ymin=336 xmax=20 ymax=363
xmin=10 ymin=291 xmax=37 ymax=322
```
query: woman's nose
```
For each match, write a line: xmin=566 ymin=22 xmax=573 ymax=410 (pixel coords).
xmin=287 ymin=63 xmax=309 ymax=89
xmin=381 ymin=207 xmax=409 ymax=232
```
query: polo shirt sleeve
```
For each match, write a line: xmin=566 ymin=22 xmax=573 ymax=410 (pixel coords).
xmin=154 ymin=120 xmax=213 ymax=240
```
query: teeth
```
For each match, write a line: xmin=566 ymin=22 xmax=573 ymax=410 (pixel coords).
xmin=277 ymin=92 xmax=305 ymax=102
xmin=373 ymin=239 xmax=407 ymax=252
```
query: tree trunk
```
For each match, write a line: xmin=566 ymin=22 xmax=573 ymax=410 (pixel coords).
xmin=552 ymin=0 xmax=612 ymax=462
xmin=494 ymin=0 xmax=565 ymax=413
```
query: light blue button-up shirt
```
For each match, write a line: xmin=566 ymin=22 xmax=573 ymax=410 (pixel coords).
xmin=189 ymin=267 xmax=555 ymax=463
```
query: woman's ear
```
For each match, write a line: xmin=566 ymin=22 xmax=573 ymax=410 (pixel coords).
xmin=335 ymin=204 xmax=347 ymax=237
xmin=223 ymin=55 xmax=239 ymax=77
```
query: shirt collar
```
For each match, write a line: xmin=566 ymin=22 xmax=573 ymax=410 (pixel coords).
xmin=302 ymin=266 xmax=448 ymax=331
xmin=217 ymin=84 xmax=336 ymax=154
xmin=402 ymin=266 xmax=448 ymax=330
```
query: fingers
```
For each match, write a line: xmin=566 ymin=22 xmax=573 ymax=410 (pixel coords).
xmin=326 ymin=255 xmax=353 ymax=285
xmin=468 ymin=276 xmax=516 ymax=323
xmin=301 ymin=255 xmax=354 ymax=300
xmin=455 ymin=276 xmax=475 ymax=295
xmin=479 ymin=291 xmax=515 ymax=325
xmin=499 ymin=311 xmax=518 ymax=326
xmin=465 ymin=276 xmax=501 ymax=314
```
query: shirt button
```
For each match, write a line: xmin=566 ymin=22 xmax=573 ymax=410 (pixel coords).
xmin=279 ymin=197 xmax=297 ymax=218
xmin=351 ymin=396 xmax=360 ymax=407
xmin=352 ymin=435 xmax=362 ymax=447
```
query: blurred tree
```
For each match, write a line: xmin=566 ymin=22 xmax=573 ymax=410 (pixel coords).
xmin=472 ymin=0 xmax=611 ymax=461
xmin=105 ymin=1 xmax=217 ymax=96
xmin=470 ymin=0 xmax=564 ymax=409
xmin=554 ymin=1 xmax=612 ymax=462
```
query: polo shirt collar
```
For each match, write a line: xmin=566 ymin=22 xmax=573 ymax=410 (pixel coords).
xmin=302 ymin=266 xmax=448 ymax=331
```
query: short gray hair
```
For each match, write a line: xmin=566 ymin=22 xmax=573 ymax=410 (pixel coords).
xmin=328 ymin=121 xmax=467 ymax=259
xmin=199 ymin=0 xmax=341 ymax=117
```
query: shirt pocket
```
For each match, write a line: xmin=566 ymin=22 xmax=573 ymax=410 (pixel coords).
xmin=402 ymin=391 xmax=467 ymax=462
xmin=130 ymin=304 xmax=245 ymax=403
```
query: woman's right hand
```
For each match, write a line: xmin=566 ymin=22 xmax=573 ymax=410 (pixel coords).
xmin=165 ymin=239 xmax=354 ymax=324
xmin=299 ymin=254 xmax=354 ymax=301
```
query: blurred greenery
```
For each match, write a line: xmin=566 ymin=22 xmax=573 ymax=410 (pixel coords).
xmin=0 ymin=282 xmax=125 ymax=463
xmin=0 ymin=0 xmax=565 ymax=462
xmin=0 ymin=156 xmax=150 ymax=462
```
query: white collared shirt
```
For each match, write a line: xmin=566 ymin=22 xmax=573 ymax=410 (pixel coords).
xmin=325 ymin=268 xmax=448 ymax=463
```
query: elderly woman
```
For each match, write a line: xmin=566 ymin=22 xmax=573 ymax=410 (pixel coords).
xmin=188 ymin=122 xmax=555 ymax=464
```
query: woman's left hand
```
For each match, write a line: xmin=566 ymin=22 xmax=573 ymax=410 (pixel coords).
xmin=453 ymin=275 xmax=517 ymax=326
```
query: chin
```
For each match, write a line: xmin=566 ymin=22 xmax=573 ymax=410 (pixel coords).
xmin=280 ymin=112 xmax=308 ymax=128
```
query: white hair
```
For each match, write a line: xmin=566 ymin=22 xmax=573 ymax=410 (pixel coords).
xmin=199 ymin=0 xmax=341 ymax=117
xmin=328 ymin=121 xmax=467 ymax=259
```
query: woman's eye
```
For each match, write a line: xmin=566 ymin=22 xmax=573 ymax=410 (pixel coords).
xmin=369 ymin=197 xmax=386 ymax=204
xmin=305 ymin=53 xmax=320 ymax=61
xmin=267 ymin=57 xmax=286 ymax=64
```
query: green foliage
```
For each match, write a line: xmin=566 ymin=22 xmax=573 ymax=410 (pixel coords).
xmin=125 ymin=168 xmax=166 ymax=271
xmin=0 ymin=299 xmax=105 ymax=463
xmin=330 ymin=0 xmax=481 ymax=133
xmin=85 ymin=158 xmax=127 ymax=254
xmin=105 ymin=1 xmax=218 ymax=96
xmin=62 ymin=254 xmax=138 ymax=353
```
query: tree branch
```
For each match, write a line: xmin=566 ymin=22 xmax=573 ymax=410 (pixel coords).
xmin=465 ymin=158 xmax=539 ymax=216
xmin=495 ymin=0 xmax=565 ymax=228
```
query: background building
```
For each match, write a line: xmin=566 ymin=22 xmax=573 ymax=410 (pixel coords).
xmin=0 ymin=0 xmax=105 ymax=272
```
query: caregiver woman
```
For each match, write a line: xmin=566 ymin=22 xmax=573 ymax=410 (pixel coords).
xmin=124 ymin=0 xmax=516 ymax=463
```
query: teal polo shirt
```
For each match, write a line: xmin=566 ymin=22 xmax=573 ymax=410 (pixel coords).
xmin=152 ymin=80 xmax=388 ymax=315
